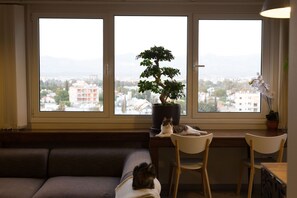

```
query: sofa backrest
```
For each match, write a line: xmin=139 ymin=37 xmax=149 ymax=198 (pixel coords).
xmin=48 ymin=148 xmax=136 ymax=177
xmin=0 ymin=148 xmax=49 ymax=178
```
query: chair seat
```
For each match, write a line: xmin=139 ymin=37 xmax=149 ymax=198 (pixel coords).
xmin=242 ymin=157 xmax=277 ymax=169
xmin=180 ymin=158 xmax=203 ymax=170
xmin=171 ymin=158 xmax=203 ymax=168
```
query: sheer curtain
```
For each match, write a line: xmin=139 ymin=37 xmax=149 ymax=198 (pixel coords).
xmin=278 ymin=20 xmax=289 ymax=129
xmin=265 ymin=19 xmax=288 ymax=130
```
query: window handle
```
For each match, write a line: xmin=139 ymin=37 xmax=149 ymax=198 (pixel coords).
xmin=193 ymin=64 xmax=205 ymax=68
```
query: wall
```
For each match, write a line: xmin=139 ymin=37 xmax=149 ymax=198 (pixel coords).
xmin=288 ymin=0 xmax=297 ymax=196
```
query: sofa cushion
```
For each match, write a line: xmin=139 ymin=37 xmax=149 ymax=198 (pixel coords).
xmin=0 ymin=148 xmax=49 ymax=178
xmin=32 ymin=176 xmax=120 ymax=198
xmin=48 ymin=148 xmax=135 ymax=177
xmin=0 ymin=178 xmax=45 ymax=198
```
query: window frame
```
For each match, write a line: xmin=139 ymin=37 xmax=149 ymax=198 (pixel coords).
xmin=26 ymin=3 xmax=279 ymax=129
xmin=29 ymin=13 xmax=110 ymax=119
xmin=192 ymin=15 xmax=271 ymax=123
xmin=113 ymin=15 xmax=189 ymax=116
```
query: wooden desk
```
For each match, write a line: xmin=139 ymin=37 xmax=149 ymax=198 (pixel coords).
xmin=149 ymin=129 xmax=286 ymax=177
xmin=261 ymin=163 xmax=287 ymax=198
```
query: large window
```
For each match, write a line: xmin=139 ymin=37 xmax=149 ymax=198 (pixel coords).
xmin=39 ymin=18 xmax=104 ymax=112
xmin=197 ymin=20 xmax=262 ymax=113
xmin=114 ymin=16 xmax=187 ymax=115
xmin=28 ymin=3 xmax=277 ymax=129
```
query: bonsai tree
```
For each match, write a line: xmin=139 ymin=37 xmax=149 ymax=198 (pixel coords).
xmin=136 ymin=46 xmax=185 ymax=105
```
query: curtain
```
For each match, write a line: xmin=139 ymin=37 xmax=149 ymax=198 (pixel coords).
xmin=278 ymin=20 xmax=289 ymax=129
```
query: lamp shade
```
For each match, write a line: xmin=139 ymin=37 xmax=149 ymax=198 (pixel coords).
xmin=260 ymin=0 xmax=291 ymax=18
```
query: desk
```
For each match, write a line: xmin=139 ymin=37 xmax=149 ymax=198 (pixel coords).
xmin=149 ymin=129 xmax=286 ymax=177
xmin=261 ymin=163 xmax=287 ymax=198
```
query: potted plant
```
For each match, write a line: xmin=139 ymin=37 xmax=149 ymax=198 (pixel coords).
xmin=136 ymin=46 xmax=185 ymax=132
xmin=249 ymin=73 xmax=279 ymax=130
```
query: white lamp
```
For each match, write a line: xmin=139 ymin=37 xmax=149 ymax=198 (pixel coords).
xmin=260 ymin=0 xmax=291 ymax=18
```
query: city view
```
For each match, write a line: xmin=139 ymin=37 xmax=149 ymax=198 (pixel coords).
xmin=40 ymin=70 xmax=260 ymax=114
xmin=39 ymin=18 xmax=262 ymax=114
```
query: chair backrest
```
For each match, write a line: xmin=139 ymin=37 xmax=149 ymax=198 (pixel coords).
xmin=245 ymin=133 xmax=287 ymax=154
xmin=170 ymin=133 xmax=213 ymax=154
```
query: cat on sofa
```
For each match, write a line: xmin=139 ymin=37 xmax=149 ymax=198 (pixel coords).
xmin=156 ymin=117 xmax=208 ymax=137
xmin=132 ymin=162 xmax=156 ymax=190
xmin=115 ymin=162 xmax=161 ymax=198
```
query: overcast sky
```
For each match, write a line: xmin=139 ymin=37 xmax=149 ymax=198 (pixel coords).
xmin=39 ymin=17 xmax=261 ymax=80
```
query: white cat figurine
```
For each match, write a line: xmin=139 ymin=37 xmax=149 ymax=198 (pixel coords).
xmin=156 ymin=117 xmax=208 ymax=137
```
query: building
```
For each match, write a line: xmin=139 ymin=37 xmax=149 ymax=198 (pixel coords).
xmin=234 ymin=92 xmax=260 ymax=112
xmin=69 ymin=81 xmax=99 ymax=105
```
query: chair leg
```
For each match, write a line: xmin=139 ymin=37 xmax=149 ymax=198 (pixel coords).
xmin=173 ymin=168 xmax=180 ymax=198
xmin=201 ymin=171 xmax=207 ymax=197
xmin=247 ymin=168 xmax=255 ymax=198
xmin=203 ymin=169 xmax=212 ymax=198
xmin=236 ymin=162 xmax=244 ymax=195
xmin=168 ymin=165 xmax=175 ymax=196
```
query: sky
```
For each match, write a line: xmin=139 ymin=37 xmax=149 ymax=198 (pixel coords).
xmin=39 ymin=17 xmax=261 ymax=58
xmin=39 ymin=17 xmax=262 ymax=80
xmin=39 ymin=18 xmax=103 ymax=60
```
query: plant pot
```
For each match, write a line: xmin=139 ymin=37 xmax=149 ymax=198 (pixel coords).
xmin=151 ymin=103 xmax=181 ymax=133
xmin=266 ymin=120 xmax=279 ymax=131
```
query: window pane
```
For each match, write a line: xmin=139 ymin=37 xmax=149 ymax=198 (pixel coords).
xmin=39 ymin=18 xmax=103 ymax=112
xmin=198 ymin=20 xmax=262 ymax=112
xmin=115 ymin=16 xmax=187 ymax=115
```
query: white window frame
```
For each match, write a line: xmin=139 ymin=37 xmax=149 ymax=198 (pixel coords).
xmin=113 ymin=15 xmax=188 ymax=116
xmin=190 ymin=15 xmax=275 ymax=128
xmin=28 ymin=13 xmax=110 ymax=121
xmin=26 ymin=3 xmax=280 ymax=129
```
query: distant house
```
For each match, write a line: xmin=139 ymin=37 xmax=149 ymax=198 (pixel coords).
xmin=69 ymin=81 xmax=99 ymax=105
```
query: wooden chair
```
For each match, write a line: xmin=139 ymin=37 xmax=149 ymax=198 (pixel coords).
xmin=237 ymin=133 xmax=287 ymax=198
xmin=169 ymin=133 xmax=213 ymax=198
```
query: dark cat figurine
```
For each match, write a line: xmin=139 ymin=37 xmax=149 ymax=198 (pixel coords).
xmin=132 ymin=162 xmax=156 ymax=190
xmin=156 ymin=117 xmax=208 ymax=137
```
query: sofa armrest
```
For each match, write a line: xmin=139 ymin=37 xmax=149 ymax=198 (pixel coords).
xmin=121 ymin=149 xmax=151 ymax=182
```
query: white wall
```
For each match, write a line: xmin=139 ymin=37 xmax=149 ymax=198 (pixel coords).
xmin=288 ymin=0 xmax=297 ymax=197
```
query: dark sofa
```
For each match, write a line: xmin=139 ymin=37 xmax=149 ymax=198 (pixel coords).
xmin=0 ymin=131 xmax=153 ymax=198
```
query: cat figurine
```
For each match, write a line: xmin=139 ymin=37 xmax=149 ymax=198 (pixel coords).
xmin=156 ymin=117 xmax=208 ymax=137
xmin=132 ymin=162 xmax=156 ymax=190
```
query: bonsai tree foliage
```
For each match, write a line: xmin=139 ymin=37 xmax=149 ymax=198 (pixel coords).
xmin=136 ymin=46 xmax=185 ymax=105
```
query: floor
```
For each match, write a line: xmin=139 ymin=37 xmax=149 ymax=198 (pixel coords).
xmin=164 ymin=191 xmax=261 ymax=198
xmin=162 ymin=187 xmax=261 ymax=198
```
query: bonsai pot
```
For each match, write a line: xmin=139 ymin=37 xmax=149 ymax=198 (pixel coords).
xmin=151 ymin=103 xmax=181 ymax=133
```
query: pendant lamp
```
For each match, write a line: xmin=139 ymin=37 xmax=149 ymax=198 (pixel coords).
xmin=260 ymin=0 xmax=291 ymax=18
